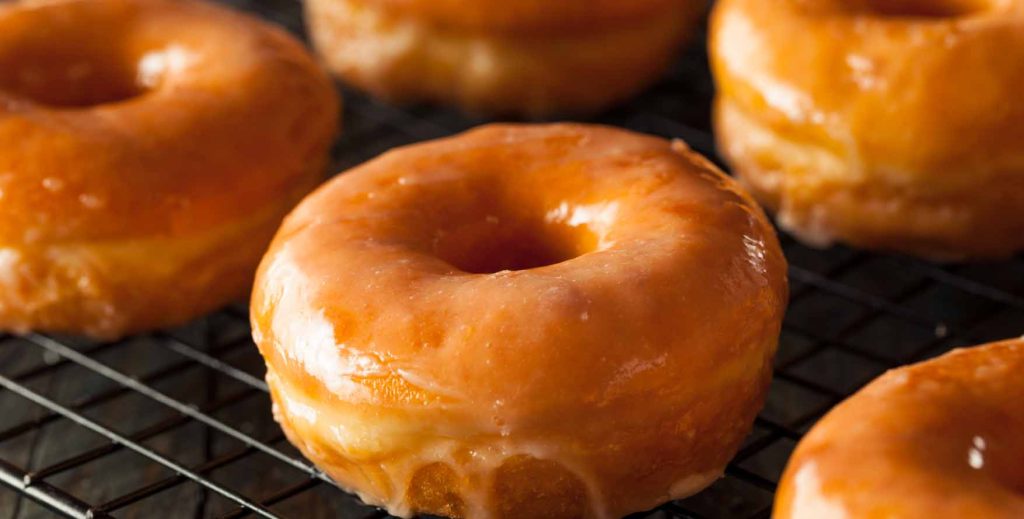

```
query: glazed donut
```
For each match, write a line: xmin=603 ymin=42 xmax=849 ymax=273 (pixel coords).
xmin=304 ymin=0 xmax=705 ymax=116
xmin=775 ymin=338 xmax=1024 ymax=518
xmin=251 ymin=123 xmax=788 ymax=518
xmin=710 ymin=0 xmax=1024 ymax=259
xmin=0 ymin=0 xmax=338 ymax=338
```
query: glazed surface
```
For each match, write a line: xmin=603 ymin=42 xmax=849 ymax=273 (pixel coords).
xmin=710 ymin=0 xmax=1024 ymax=259
xmin=0 ymin=0 xmax=338 ymax=337
xmin=305 ymin=0 xmax=704 ymax=115
xmin=252 ymin=124 xmax=788 ymax=518
xmin=775 ymin=338 xmax=1024 ymax=518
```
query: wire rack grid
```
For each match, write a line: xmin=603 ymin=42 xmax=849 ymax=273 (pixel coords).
xmin=3 ymin=0 xmax=1024 ymax=517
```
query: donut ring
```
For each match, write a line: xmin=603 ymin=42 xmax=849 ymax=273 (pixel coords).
xmin=0 ymin=0 xmax=339 ymax=338
xmin=251 ymin=124 xmax=788 ymax=518
xmin=304 ymin=0 xmax=705 ymax=116
xmin=776 ymin=338 xmax=1024 ymax=518
xmin=710 ymin=0 xmax=1024 ymax=259
xmin=341 ymin=0 xmax=686 ymax=32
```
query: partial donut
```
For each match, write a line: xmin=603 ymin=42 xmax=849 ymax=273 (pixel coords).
xmin=251 ymin=123 xmax=788 ymax=518
xmin=776 ymin=338 xmax=1024 ymax=518
xmin=710 ymin=0 xmax=1024 ymax=259
xmin=0 ymin=0 xmax=339 ymax=338
xmin=305 ymin=0 xmax=705 ymax=116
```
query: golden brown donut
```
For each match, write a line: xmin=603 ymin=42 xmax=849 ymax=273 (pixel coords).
xmin=0 ymin=0 xmax=339 ymax=339
xmin=710 ymin=0 xmax=1024 ymax=260
xmin=775 ymin=338 xmax=1024 ymax=519
xmin=251 ymin=123 xmax=788 ymax=518
xmin=304 ymin=0 xmax=705 ymax=116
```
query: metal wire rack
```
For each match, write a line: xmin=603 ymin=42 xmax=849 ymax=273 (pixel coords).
xmin=3 ymin=0 xmax=1024 ymax=517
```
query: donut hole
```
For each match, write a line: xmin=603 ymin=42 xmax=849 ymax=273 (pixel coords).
xmin=856 ymin=0 xmax=991 ymax=18
xmin=987 ymin=430 xmax=1024 ymax=495
xmin=0 ymin=5 xmax=164 ymax=109
xmin=996 ymin=465 xmax=1024 ymax=495
xmin=434 ymin=215 xmax=599 ymax=274
xmin=0 ymin=41 xmax=146 ymax=107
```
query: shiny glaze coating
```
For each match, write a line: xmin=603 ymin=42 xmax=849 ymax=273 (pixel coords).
xmin=0 ymin=0 xmax=339 ymax=338
xmin=710 ymin=0 xmax=1024 ymax=259
xmin=305 ymin=0 xmax=704 ymax=116
xmin=251 ymin=124 xmax=788 ymax=518
xmin=775 ymin=338 xmax=1024 ymax=519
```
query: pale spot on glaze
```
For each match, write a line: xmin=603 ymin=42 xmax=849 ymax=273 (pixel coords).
xmin=845 ymin=54 xmax=884 ymax=90
xmin=78 ymin=193 xmax=106 ymax=209
xmin=41 ymin=177 xmax=64 ymax=192
xmin=0 ymin=248 xmax=22 ymax=288
xmin=546 ymin=200 xmax=620 ymax=249
xmin=968 ymin=435 xmax=986 ymax=470
xmin=137 ymin=45 xmax=196 ymax=88
xmin=610 ymin=353 xmax=668 ymax=389
xmin=790 ymin=463 xmax=850 ymax=519
xmin=743 ymin=234 xmax=768 ymax=276
xmin=0 ymin=171 xmax=10 ymax=185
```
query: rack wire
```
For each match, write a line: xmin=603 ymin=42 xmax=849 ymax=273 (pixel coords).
xmin=3 ymin=0 xmax=1024 ymax=517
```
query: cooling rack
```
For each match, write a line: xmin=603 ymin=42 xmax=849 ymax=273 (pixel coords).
xmin=3 ymin=0 xmax=1024 ymax=517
